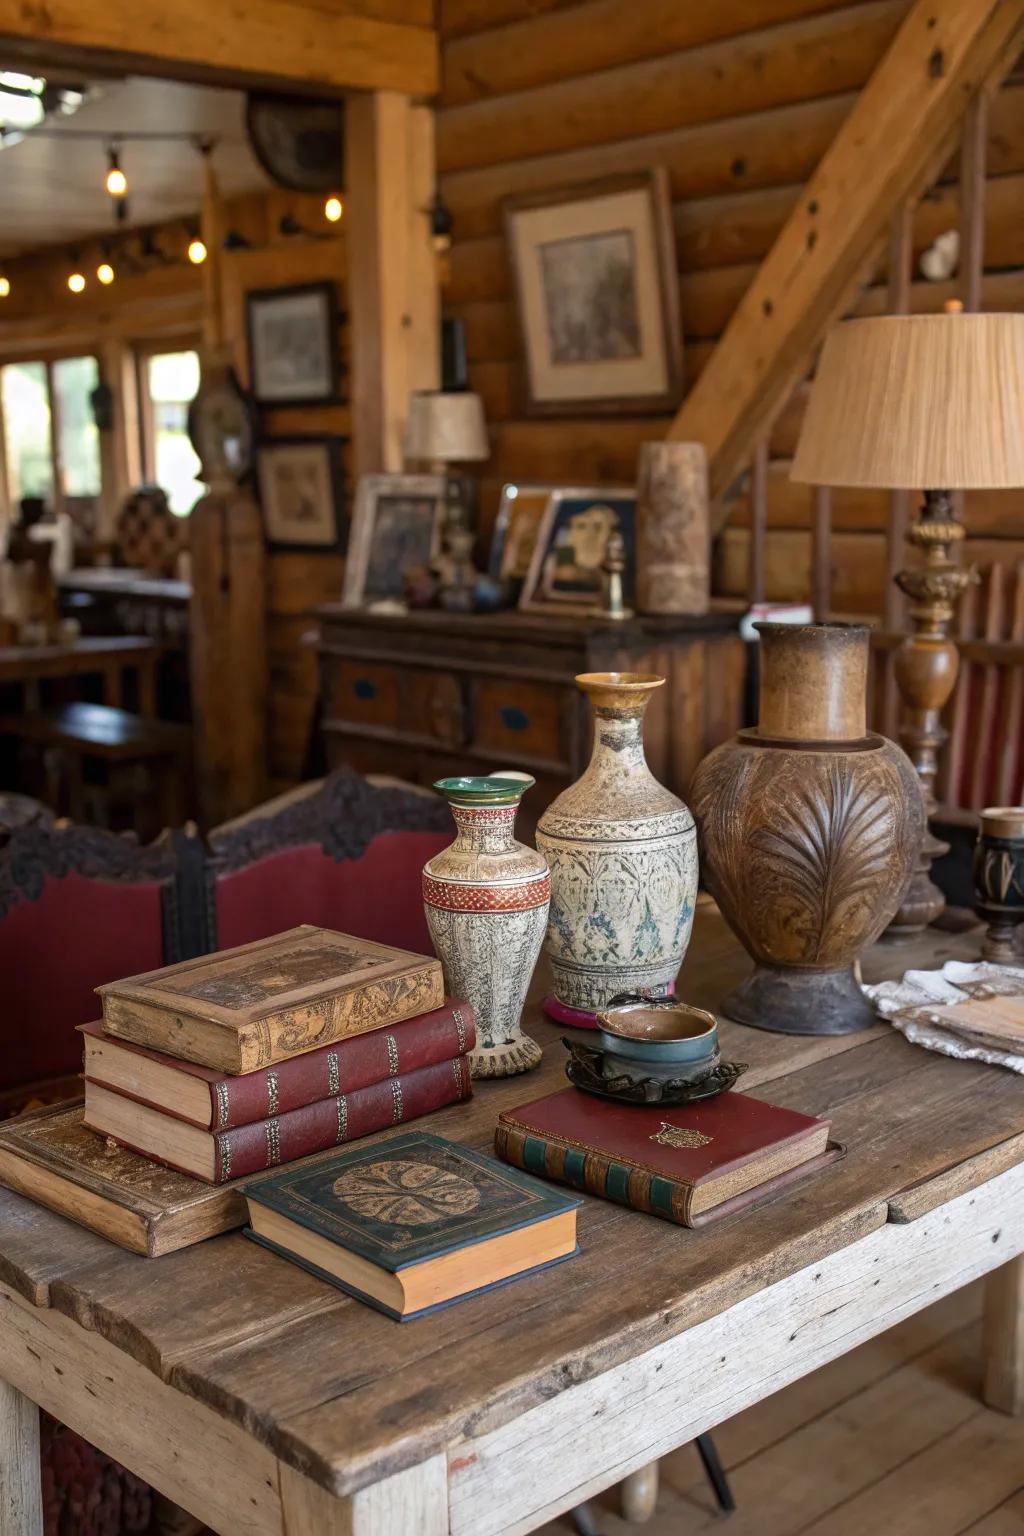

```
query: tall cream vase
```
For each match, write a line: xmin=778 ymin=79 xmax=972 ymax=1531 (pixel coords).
xmin=536 ymin=672 xmax=698 ymax=1022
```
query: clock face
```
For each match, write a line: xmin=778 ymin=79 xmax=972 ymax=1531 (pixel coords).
xmin=191 ymin=378 xmax=255 ymax=481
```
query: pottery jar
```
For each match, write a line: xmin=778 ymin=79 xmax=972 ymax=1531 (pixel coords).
xmin=423 ymin=775 xmax=549 ymax=1077
xmin=536 ymin=672 xmax=698 ymax=1020
xmin=689 ymin=622 xmax=924 ymax=1035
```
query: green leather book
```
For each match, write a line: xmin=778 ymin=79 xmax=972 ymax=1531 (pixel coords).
xmin=242 ymin=1130 xmax=580 ymax=1320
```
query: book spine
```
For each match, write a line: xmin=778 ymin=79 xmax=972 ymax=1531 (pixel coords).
xmin=209 ymin=1002 xmax=476 ymax=1129
xmin=213 ymin=1057 xmax=472 ymax=1183
xmin=235 ymin=961 xmax=445 ymax=1073
xmin=493 ymin=1124 xmax=694 ymax=1227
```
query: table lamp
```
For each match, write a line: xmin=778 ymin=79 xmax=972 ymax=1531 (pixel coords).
xmin=791 ymin=309 xmax=1024 ymax=932
xmin=404 ymin=389 xmax=488 ymax=522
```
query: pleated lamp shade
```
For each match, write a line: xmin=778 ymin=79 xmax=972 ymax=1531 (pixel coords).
xmin=404 ymin=390 xmax=489 ymax=463
xmin=791 ymin=312 xmax=1024 ymax=490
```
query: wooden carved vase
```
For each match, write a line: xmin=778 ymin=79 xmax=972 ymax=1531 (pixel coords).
xmin=423 ymin=776 xmax=549 ymax=1077
xmin=690 ymin=624 xmax=923 ymax=1035
xmin=536 ymin=672 xmax=698 ymax=1021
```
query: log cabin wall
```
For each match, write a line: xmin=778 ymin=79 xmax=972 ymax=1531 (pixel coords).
xmin=438 ymin=0 xmax=1024 ymax=617
xmin=0 ymin=187 xmax=347 ymax=783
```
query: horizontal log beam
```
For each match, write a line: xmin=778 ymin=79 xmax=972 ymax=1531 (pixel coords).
xmin=0 ymin=0 xmax=438 ymax=96
xmin=668 ymin=0 xmax=1024 ymax=497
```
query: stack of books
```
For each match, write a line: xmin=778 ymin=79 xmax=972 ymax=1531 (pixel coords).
xmin=82 ymin=925 xmax=475 ymax=1183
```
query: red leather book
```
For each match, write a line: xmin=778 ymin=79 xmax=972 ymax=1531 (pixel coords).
xmin=79 ymin=1001 xmax=474 ymax=1130
xmin=495 ymin=1088 xmax=836 ymax=1228
xmin=84 ymin=1056 xmax=472 ymax=1184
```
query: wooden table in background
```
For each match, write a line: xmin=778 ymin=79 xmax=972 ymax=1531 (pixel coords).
xmin=2 ymin=909 xmax=1024 ymax=1535
xmin=0 ymin=637 xmax=161 ymax=716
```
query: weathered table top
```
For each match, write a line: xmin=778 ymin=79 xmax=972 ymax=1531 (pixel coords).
xmin=2 ymin=908 xmax=1023 ymax=1505
xmin=0 ymin=635 xmax=159 ymax=682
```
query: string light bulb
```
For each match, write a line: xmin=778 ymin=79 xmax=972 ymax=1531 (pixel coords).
xmin=67 ymin=270 xmax=86 ymax=294
xmin=105 ymin=147 xmax=127 ymax=198
xmin=324 ymin=194 xmax=344 ymax=224
xmin=0 ymin=275 xmax=9 ymax=299
xmin=97 ymin=261 xmax=115 ymax=285
xmin=187 ymin=237 xmax=208 ymax=265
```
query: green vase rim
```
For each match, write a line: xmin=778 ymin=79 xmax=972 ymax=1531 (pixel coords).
xmin=434 ymin=774 xmax=535 ymax=807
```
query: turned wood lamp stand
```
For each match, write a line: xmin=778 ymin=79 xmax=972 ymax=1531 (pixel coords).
xmin=792 ymin=310 xmax=1024 ymax=933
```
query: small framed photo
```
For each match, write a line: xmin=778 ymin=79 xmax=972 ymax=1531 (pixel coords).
xmin=256 ymin=437 xmax=346 ymax=550
xmin=247 ymin=281 xmax=340 ymax=405
xmin=342 ymin=474 xmax=445 ymax=609
xmin=519 ymin=487 xmax=637 ymax=617
xmin=505 ymin=170 xmax=683 ymax=416
xmin=488 ymin=483 xmax=556 ymax=583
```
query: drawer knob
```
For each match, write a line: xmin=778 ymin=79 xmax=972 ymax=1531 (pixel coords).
xmin=500 ymin=705 xmax=530 ymax=732
xmin=353 ymin=677 xmax=378 ymax=701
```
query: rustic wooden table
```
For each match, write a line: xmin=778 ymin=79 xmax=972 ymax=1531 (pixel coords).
xmin=0 ymin=636 xmax=161 ymax=715
xmin=2 ymin=908 xmax=1023 ymax=1536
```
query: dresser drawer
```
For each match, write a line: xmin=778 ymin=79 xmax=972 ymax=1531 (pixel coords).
xmin=405 ymin=670 xmax=466 ymax=749
xmin=470 ymin=678 xmax=571 ymax=770
xmin=327 ymin=661 xmax=400 ymax=729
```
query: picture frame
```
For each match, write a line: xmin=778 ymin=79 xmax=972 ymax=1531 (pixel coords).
xmin=342 ymin=473 xmax=445 ymax=609
xmin=504 ymin=170 xmax=683 ymax=416
xmin=246 ymin=281 xmax=340 ymax=405
xmin=256 ymin=437 xmax=346 ymax=551
xmin=488 ymin=483 xmax=557 ymax=583
xmin=519 ymin=486 xmax=638 ymax=617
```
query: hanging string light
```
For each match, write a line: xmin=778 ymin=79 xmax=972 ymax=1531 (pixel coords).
xmin=187 ymin=236 xmax=208 ymax=265
xmin=67 ymin=268 xmax=86 ymax=294
xmin=324 ymin=194 xmax=344 ymax=224
xmin=96 ymin=259 xmax=115 ymax=285
xmin=0 ymin=274 xmax=10 ymax=298
xmin=105 ymin=145 xmax=127 ymax=198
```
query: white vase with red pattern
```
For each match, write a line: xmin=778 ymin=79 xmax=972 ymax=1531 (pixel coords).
xmin=423 ymin=776 xmax=549 ymax=1077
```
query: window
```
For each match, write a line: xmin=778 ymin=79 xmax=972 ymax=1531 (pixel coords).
xmin=139 ymin=348 xmax=202 ymax=516
xmin=0 ymin=354 xmax=101 ymax=520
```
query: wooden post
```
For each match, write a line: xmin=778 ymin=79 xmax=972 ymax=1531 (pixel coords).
xmin=811 ymin=485 xmax=831 ymax=620
xmin=0 ymin=1377 xmax=43 ymax=1536
xmin=188 ymin=152 xmax=268 ymax=825
xmin=984 ymin=1256 xmax=1024 ymax=1415
xmin=749 ymin=440 xmax=768 ymax=606
xmin=347 ymin=94 xmax=440 ymax=479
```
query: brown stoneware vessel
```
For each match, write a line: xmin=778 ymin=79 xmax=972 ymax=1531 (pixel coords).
xmin=689 ymin=623 xmax=924 ymax=1035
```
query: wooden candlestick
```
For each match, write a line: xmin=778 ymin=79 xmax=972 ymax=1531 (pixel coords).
xmin=886 ymin=487 xmax=973 ymax=933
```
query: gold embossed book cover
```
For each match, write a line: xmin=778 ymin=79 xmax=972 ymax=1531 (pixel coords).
xmin=98 ymin=926 xmax=443 ymax=1075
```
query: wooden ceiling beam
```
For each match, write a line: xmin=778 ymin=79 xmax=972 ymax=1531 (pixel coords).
xmin=0 ymin=0 xmax=438 ymax=98
xmin=667 ymin=0 xmax=1024 ymax=499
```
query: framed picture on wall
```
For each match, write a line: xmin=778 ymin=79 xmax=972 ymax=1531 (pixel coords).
xmin=519 ymin=486 xmax=637 ymax=617
xmin=504 ymin=170 xmax=683 ymax=416
xmin=342 ymin=474 xmax=445 ymax=609
xmin=256 ymin=437 xmax=346 ymax=550
xmin=247 ymin=281 xmax=340 ymax=405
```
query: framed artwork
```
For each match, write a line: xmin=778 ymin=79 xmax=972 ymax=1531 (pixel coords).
xmin=247 ymin=281 xmax=340 ymax=405
xmin=504 ymin=170 xmax=683 ymax=416
xmin=342 ymin=474 xmax=445 ymax=608
xmin=519 ymin=486 xmax=637 ymax=617
xmin=488 ymin=483 xmax=556 ymax=583
xmin=256 ymin=437 xmax=346 ymax=550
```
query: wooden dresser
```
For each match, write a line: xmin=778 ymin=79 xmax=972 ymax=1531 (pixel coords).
xmin=312 ymin=606 xmax=746 ymax=819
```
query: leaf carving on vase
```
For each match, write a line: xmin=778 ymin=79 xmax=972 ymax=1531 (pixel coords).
xmin=753 ymin=759 xmax=893 ymax=960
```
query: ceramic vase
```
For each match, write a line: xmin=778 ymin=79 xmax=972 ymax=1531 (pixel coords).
xmin=422 ymin=775 xmax=549 ymax=1077
xmin=973 ymin=806 xmax=1024 ymax=964
xmin=689 ymin=623 xmax=924 ymax=1035
xmin=536 ymin=672 xmax=698 ymax=1020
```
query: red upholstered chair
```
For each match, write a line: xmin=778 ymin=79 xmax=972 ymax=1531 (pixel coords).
xmin=208 ymin=769 xmax=452 ymax=956
xmin=0 ymin=820 xmax=189 ymax=1104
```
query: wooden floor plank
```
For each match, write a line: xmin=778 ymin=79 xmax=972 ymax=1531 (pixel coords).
xmin=959 ymin=1488 xmax=1024 ymax=1534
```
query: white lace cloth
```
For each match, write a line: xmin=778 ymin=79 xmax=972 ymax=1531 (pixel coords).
xmin=864 ymin=960 xmax=1024 ymax=1074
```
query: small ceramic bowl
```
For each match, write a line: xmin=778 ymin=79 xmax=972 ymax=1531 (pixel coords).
xmin=595 ymin=1000 xmax=720 ymax=1086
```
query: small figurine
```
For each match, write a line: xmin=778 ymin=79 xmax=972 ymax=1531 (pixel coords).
xmin=597 ymin=528 xmax=633 ymax=621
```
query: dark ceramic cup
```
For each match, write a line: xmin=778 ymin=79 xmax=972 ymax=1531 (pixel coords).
xmin=974 ymin=807 xmax=1024 ymax=964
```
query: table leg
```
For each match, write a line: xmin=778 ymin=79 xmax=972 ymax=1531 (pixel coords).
xmin=0 ymin=1377 xmax=43 ymax=1536
xmin=984 ymin=1255 xmax=1024 ymax=1415
xmin=620 ymin=1461 xmax=659 ymax=1523
xmin=279 ymin=1456 xmax=448 ymax=1535
xmin=102 ymin=663 xmax=123 ymax=708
